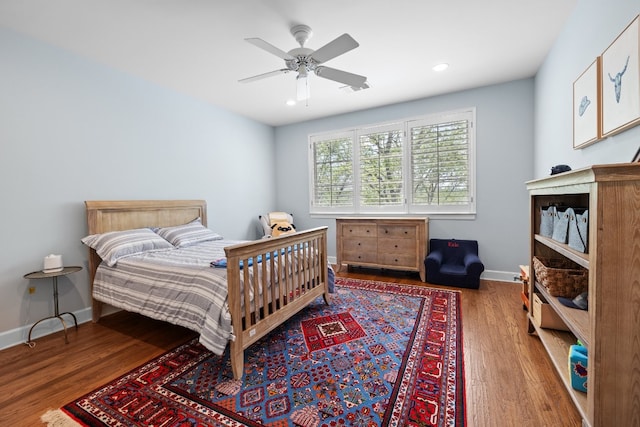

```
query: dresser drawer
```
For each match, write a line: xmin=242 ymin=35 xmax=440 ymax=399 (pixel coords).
xmin=377 ymin=252 xmax=417 ymax=269
xmin=341 ymin=237 xmax=378 ymax=263
xmin=378 ymin=225 xmax=416 ymax=239
xmin=341 ymin=223 xmax=377 ymax=238
xmin=378 ymin=238 xmax=417 ymax=268
xmin=378 ymin=237 xmax=417 ymax=256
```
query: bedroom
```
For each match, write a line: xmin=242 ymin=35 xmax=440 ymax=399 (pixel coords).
xmin=1 ymin=0 xmax=640 ymax=425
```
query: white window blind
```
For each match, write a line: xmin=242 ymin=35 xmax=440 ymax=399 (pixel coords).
xmin=309 ymin=108 xmax=475 ymax=216
xmin=311 ymin=132 xmax=354 ymax=210
xmin=358 ymin=124 xmax=404 ymax=210
xmin=409 ymin=115 xmax=471 ymax=211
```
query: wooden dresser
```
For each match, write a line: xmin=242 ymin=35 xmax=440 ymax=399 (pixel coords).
xmin=335 ymin=217 xmax=428 ymax=281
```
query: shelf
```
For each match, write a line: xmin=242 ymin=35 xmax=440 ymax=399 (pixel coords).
xmin=528 ymin=315 xmax=589 ymax=423
xmin=535 ymin=282 xmax=589 ymax=348
xmin=526 ymin=163 xmax=640 ymax=426
xmin=534 ymin=235 xmax=589 ymax=269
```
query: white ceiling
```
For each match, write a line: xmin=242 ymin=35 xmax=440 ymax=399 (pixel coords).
xmin=0 ymin=0 xmax=577 ymax=127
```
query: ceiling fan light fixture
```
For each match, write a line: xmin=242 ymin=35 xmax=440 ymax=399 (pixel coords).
xmin=296 ymin=74 xmax=310 ymax=101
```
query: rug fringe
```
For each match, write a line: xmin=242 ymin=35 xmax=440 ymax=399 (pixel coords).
xmin=40 ymin=409 xmax=80 ymax=426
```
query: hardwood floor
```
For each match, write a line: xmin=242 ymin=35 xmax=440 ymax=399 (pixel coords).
xmin=0 ymin=269 xmax=581 ymax=427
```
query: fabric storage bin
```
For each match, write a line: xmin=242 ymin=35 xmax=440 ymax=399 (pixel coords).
xmin=569 ymin=344 xmax=588 ymax=392
xmin=540 ymin=205 xmax=556 ymax=238
xmin=551 ymin=207 xmax=570 ymax=243
xmin=532 ymin=256 xmax=588 ymax=298
xmin=567 ymin=208 xmax=588 ymax=253
xmin=532 ymin=293 xmax=569 ymax=331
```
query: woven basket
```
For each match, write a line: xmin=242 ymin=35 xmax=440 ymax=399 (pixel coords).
xmin=532 ymin=256 xmax=588 ymax=298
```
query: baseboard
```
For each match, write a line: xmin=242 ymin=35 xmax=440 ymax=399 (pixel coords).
xmin=0 ymin=307 xmax=92 ymax=351
xmin=482 ymin=269 xmax=522 ymax=283
xmin=329 ymin=256 xmax=520 ymax=285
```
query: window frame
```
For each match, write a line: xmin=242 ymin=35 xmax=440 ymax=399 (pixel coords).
xmin=308 ymin=107 xmax=476 ymax=217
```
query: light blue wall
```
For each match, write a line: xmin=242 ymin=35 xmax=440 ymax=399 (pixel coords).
xmin=2 ymin=0 xmax=638 ymax=347
xmin=275 ymin=79 xmax=535 ymax=280
xmin=0 ymin=28 xmax=275 ymax=344
xmin=535 ymin=0 xmax=640 ymax=176
xmin=275 ymin=0 xmax=640 ymax=282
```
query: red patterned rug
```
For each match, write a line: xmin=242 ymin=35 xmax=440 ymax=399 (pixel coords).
xmin=42 ymin=278 xmax=465 ymax=426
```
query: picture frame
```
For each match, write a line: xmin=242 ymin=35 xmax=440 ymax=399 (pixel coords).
xmin=601 ymin=15 xmax=640 ymax=138
xmin=573 ymin=58 xmax=601 ymax=149
xmin=633 ymin=146 xmax=640 ymax=162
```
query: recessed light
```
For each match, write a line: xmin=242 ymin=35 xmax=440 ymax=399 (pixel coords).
xmin=286 ymin=99 xmax=296 ymax=106
xmin=433 ymin=63 xmax=449 ymax=72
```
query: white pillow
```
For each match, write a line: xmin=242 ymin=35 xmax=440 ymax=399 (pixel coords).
xmin=155 ymin=218 xmax=223 ymax=248
xmin=81 ymin=228 xmax=174 ymax=267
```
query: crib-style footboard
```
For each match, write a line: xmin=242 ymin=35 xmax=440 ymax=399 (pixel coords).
xmin=224 ymin=226 xmax=330 ymax=379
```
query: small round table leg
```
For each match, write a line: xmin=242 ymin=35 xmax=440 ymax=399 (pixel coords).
xmin=27 ymin=315 xmax=69 ymax=344
xmin=60 ymin=312 xmax=78 ymax=330
xmin=58 ymin=316 xmax=69 ymax=344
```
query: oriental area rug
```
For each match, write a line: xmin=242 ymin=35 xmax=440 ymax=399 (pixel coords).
xmin=42 ymin=278 xmax=465 ymax=427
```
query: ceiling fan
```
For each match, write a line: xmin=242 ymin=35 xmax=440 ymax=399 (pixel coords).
xmin=239 ymin=24 xmax=369 ymax=101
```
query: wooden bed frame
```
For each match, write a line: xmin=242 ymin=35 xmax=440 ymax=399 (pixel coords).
xmin=85 ymin=200 xmax=330 ymax=379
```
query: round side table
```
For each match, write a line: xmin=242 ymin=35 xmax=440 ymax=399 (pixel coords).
xmin=23 ymin=266 xmax=82 ymax=344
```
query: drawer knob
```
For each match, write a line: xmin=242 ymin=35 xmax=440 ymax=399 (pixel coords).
xmin=395 ymin=245 xmax=398 ymax=248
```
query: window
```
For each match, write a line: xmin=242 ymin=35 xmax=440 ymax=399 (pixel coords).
xmin=359 ymin=123 xmax=404 ymax=210
xmin=309 ymin=108 xmax=475 ymax=216
xmin=310 ymin=131 xmax=353 ymax=209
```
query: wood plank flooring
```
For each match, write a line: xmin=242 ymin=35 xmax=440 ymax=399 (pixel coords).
xmin=0 ymin=269 xmax=581 ymax=427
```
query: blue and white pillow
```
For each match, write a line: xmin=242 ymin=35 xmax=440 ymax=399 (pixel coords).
xmin=81 ymin=228 xmax=174 ymax=266
xmin=155 ymin=218 xmax=223 ymax=248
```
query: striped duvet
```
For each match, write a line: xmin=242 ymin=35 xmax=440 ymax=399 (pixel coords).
xmin=93 ymin=239 xmax=244 ymax=356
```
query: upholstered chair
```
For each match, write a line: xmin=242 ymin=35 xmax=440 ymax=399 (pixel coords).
xmin=425 ymin=239 xmax=484 ymax=289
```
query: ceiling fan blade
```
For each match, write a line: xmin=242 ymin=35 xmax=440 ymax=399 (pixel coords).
xmin=315 ymin=66 xmax=367 ymax=88
xmin=245 ymin=38 xmax=294 ymax=60
xmin=239 ymin=69 xmax=290 ymax=83
xmin=310 ymin=33 xmax=359 ymax=64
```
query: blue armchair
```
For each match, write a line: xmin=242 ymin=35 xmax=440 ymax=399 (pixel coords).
xmin=425 ymin=239 xmax=484 ymax=289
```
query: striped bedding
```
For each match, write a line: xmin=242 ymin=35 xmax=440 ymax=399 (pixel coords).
xmin=92 ymin=239 xmax=243 ymax=356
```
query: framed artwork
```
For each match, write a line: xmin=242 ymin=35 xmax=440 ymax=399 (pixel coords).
xmin=573 ymin=58 xmax=601 ymax=149
xmin=601 ymin=15 xmax=640 ymax=137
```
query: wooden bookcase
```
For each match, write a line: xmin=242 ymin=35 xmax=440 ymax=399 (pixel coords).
xmin=526 ymin=163 xmax=640 ymax=427
xmin=335 ymin=217 xmax=428 ymax=281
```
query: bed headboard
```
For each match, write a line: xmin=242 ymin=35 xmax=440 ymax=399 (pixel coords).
xmin=85 ymin=199 xmax=207 ymax=235
xmin=84 ymin=200 xmax=207 ymax=321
